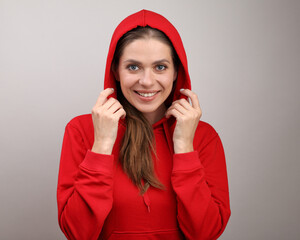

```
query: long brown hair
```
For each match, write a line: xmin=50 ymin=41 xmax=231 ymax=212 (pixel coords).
xmin=112 ymin=26 xmax=179 ymax=194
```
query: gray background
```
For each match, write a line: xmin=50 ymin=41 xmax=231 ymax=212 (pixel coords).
xmin=1 ymin=0 xmax=299 ymax=239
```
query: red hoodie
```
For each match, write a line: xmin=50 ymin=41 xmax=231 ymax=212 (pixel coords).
xmin=57 ymin=9 xmax=231 ymax=240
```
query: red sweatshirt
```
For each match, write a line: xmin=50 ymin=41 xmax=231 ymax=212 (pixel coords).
xmin=57 ymin=9 xmax=231 ymax=240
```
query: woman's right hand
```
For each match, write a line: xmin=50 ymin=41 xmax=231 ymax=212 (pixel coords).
xmin=91 ymin=88 xmax=126 ymax=154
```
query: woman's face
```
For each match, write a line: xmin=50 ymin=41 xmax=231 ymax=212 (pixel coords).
xmin=116 ymin=38 xmax=177 ymax=124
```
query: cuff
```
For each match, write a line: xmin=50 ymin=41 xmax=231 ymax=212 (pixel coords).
xmin=173 ymin=151 xmax=203 ymax=172
xmin=80 ymin=150 xmax=114 ymax=174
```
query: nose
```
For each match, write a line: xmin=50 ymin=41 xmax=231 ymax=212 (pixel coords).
xmin=139 ymin=69 xmax=155 ymax=87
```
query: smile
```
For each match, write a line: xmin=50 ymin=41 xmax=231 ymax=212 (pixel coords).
xmin=135 ymin=91 xmax=160 ymax=97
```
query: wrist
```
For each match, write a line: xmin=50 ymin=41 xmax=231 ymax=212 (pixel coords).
xmin=174 ymin=143 xmax=194 ymax=154
xmin=92 ymin=140 xmax=113 ymax=155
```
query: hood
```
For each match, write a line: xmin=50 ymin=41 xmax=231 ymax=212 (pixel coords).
xmin=103 ymin=9 xmax=191 ymax=102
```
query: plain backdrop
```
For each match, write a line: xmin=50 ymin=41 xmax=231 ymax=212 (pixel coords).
xmin=1 ymin=0 xmax=299 ymax=239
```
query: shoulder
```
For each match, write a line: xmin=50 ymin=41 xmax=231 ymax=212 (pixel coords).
xmin=196 ymin=120 xmax=218 ymax=137
xmin=66 ymin=114 xmax=93 ymax=130
xmin=64 ymin=114 xmax=94 ymax=145
xmin=194 ymin=120 xmax=222 ymax=150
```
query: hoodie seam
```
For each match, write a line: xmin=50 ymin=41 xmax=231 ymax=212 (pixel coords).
xmin=142 ymin=9 xmax=145 ymax=26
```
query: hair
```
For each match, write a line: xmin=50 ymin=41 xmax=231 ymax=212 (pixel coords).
xmin=112 ymin=26 xmax=179 ymax=194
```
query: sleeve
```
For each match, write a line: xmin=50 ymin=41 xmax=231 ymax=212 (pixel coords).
xmin=57 ymin=122 xmax=114 ymax=240
xmin=171 ymin=133 xmax=231 ymax=240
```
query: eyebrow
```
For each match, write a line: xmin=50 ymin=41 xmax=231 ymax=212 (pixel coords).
xmin=123 ymin=59 xmax=171 ymax=65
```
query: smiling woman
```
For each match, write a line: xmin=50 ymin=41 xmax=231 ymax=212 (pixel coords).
xmin=111 ymin=27 xmax=179 ymax=197
xmin=115 ymin=31 xmax=178 ymax=124
xmin=57 ymin=9 xmax=231 ymax=240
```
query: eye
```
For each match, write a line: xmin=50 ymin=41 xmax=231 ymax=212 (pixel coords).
xmin=156 ymin=65 xmax=167 ymax=71
xmin=127 ymin=65 xmax=139 ymax=71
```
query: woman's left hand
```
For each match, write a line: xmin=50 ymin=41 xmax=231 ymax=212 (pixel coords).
xmin=165 ymin=89 xmax=202 ymax=154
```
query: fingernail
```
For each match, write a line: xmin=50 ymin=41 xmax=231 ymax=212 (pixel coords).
xmin=110 ymin=88 xmax=114 ymax=91
xmin=180 ymin=88 xmax=184 ymax=92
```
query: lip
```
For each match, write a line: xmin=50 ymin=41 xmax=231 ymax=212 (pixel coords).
xmin=134 ymin=90 xmax=160 ymax=102
xmin=135 ymin=90 xmax=160 ymax=93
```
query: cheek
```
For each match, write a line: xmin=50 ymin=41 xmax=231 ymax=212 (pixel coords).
xmin=120 ymin=75 xmax=137 ymax=93
xmin=160 ymin=74 xmax=175 ymax=90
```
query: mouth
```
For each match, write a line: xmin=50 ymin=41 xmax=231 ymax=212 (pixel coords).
xmin=134 ymin=91 xmax=160 ymax=98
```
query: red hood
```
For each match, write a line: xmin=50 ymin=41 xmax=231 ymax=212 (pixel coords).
xmin=104 ymin=9 xmax=191 ymax=102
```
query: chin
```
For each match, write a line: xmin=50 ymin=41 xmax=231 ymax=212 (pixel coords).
xmin=136 ymin=106 xmax=158 ymax=114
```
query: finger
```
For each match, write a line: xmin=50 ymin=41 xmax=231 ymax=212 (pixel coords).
xmin=165 ymin=107 xmax=182 ymax=119
xmin=106 ymin=100 xmax=123 ymax=114
xmin=169 ymin=102 xmax=189 ymax=115
xmin=114 ymin=108 xmax=126 ymax=119
xmin=102 ymin=97 xmax=118 ymax=110
xmin=172 ymin=99 xmax=194 ymax=111
xmin=179 ymin=89 xmax=201 ymax=109
xmin=95 ymin=88 xmax=115 ymax=106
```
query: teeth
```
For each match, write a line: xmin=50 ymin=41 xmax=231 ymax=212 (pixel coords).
xmin=137 ymin=92 xmax=157 ymax=97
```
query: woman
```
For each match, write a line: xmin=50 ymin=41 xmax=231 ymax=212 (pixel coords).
xmin=57 ymin=9 xmax=231 ymax=240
